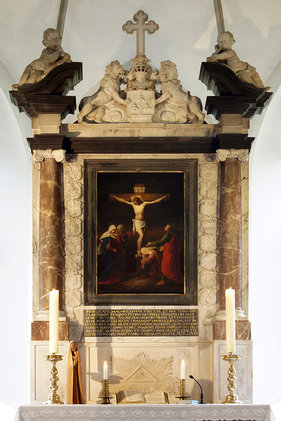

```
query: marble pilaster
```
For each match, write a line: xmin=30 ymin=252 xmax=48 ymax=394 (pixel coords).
xmin=216 ymin=149 xmax=248 ymax=314
xmin=213 ymin=149 xmax=252 ymax=402
xmin=34 ymin=149 xmax=65 ymax=313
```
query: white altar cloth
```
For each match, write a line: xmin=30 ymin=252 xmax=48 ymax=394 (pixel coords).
xmin=15 ymin=404 xmax=271 ymax=421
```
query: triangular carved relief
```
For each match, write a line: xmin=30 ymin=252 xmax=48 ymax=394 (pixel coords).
xmin=110 ymin=352 xmax=178 ymax=394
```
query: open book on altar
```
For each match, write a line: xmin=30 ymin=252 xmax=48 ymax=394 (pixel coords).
xmin=116 ymin=390 xmax=169 ymax=404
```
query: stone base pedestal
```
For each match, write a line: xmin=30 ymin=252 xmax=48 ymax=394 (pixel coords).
xmin=30 ymin=341 xmax=69 ymax=403
xmin=30 ymin=338 xmax=213 ymax=404
xmin=213 ymin=340 xmax=252 ymax=404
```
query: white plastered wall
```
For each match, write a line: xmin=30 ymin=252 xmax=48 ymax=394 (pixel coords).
xmin=0 ymin=61 xmax=32 ymax=419
xmin=249 ymin=78 xmax=281 ymax=421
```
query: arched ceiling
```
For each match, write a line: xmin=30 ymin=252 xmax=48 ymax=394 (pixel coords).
xmin=1 ymin=0 xmax=281 ymax=122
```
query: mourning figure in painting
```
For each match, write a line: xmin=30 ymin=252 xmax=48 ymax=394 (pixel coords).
xmin=146 ymin=223 xmax=182 ymax=286
xmin=98 ymin=224 xmax=122 ymax=285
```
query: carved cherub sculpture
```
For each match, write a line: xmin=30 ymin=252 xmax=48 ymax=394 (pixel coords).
xmin=154 ymin=60 xmax=205 ymax=123
xmin=12 ymin=28 xmax=71 ymax=90
xmin=207 ymin=31 xmax=267 ymax=89
xmin=77 ymin=60 xmax=128 ymax=123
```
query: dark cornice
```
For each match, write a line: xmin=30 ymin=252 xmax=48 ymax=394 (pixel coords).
xmin=27 ymin=134 xmax=254 ymax=155
xmin=200 ymin=62 xmax=272 ymax=119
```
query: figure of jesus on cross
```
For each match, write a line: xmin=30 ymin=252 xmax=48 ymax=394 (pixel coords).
xmin=110 ymin=191 xmax=169 ymax=256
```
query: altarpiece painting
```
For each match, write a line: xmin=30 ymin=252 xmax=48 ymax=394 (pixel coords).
xmin=84 ymin=159 xmax=197 ymax=305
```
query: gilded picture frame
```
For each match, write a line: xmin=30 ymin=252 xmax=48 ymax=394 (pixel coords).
xmin=84 ymin=158 xmax=197 ymax=305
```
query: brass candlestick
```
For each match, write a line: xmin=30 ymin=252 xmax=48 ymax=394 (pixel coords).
xmin=180 ymin=379 xmax=185 ymax=399
xmin=175 ymin=379 xmax=190 ymax=401
xmin=101 ymin=379 xmax=112 ymax=404
xmin=44 ymin=353 xmax=64 ymax=405
xmin=222 ymin=353 xmax=242 ymax=404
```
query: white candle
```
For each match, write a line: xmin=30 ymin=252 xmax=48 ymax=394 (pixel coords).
xmin=225 ymin=288 xmax=236 ymax=353
xmin=180 ymin=360 xmax=185 ymax=379
xmin=103 ymin=361 xmax=108 ymax=380
xmin=49 ymin=289 xmax=59 ymax=354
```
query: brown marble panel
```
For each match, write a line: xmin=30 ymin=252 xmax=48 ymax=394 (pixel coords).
xmin=31 ymin=321 xmax=68 ymax=341
xmin=213 ymin=320 xmax=251 ymax=340
xmin=218 ymin=158 xmax=242 ymax=310
xmin=39 ymin=158 xmax=64 ymax=311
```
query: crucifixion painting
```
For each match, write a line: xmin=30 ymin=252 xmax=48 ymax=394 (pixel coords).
xmin=110 ymin=192 xmax=170 ymax=255
xmin=96 ymin=172 xmax=185 ymax=295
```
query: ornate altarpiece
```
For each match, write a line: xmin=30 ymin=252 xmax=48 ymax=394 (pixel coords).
xmin=10 ymin=11 xmax=271 ymax=405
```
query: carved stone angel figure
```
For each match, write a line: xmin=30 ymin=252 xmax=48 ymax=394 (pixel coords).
xmin=207 ymin=31 xmax=267 ymax=89
xmin=77 ymin=60 xmax=128 ymax=123
xmin=12 ymin=28 xmax=71 ymax=90
xmin=154 ymin=60 xmax=205 ymax=124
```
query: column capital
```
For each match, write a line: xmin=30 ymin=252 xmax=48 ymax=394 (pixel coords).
xmin=216 ymin=149 xmax=249 ymax=162
xmin=32 ymin=149 xmax=66 ymax=163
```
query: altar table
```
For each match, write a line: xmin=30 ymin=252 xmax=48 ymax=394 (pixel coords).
xmin=15 ymin=404 xmax=271 ymax=421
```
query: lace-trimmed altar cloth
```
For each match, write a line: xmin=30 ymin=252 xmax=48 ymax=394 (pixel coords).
xmin=15 ymin=404 xmax=271 ymax=421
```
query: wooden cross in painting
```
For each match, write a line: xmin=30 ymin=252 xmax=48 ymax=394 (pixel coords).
xmin=109 ymin=184 xmax=169 ymax=255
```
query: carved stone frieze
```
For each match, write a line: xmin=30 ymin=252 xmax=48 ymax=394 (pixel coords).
xmin=64 ymin=181 xmax=82 ymax=201
xmin=65 ymin=254 xmax=83 ymax=273
xmin=199 ymin=271 xmax=217 ymax=289
xmin=65 ymin=274 xmax=82 ymax=290
xmin=199 ymin=199 xmax=217 ymax=217
xmin=199 ymin=218 xmax=217 ymax=235
xmin=64 ymin=218 xmax=82 ymax=238
xmin=199 ymin=288 xmax=217 ymax=307
xmin=199 ymin=181 xmax=217 ymax=199
xmin=198 ymin=159 xmax=219 ymax=333
xmin=65 ymin=238 xmax=82 ymax=255
xmin=199 ymin=253 xmax=217 ymax=271
xmin=199 ymin=235 xmax=217 ymax=252
xmin=199 ymin=163 xmax=218 ymax=180
xmin=63 ymin=161 xmax=84 ymax=328
xmin=65 ymin=290 xmax=82 ymax=308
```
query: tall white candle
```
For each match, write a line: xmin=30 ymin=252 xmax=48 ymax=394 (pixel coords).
xmin=180 ymin=360 xmax=185 ymax=379
xmin=103 ymin=361 xmax=108 ymax=380
xmin=49 ymin=289 xmax=59 ymax=354
xmin=225 ymin=288 xmax=236 ymax=353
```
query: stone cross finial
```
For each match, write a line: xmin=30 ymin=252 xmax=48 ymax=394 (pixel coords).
xmin=122 ymin=10 xmax=159 ymax=57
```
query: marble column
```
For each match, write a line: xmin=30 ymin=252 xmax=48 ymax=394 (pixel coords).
xmin=213 ymin=149 xmax=252 ymax=403
xmin=216 ymin=149 xmax=248 ymax=315
xmin=35 ymin=149 xmax=66 ymax=313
